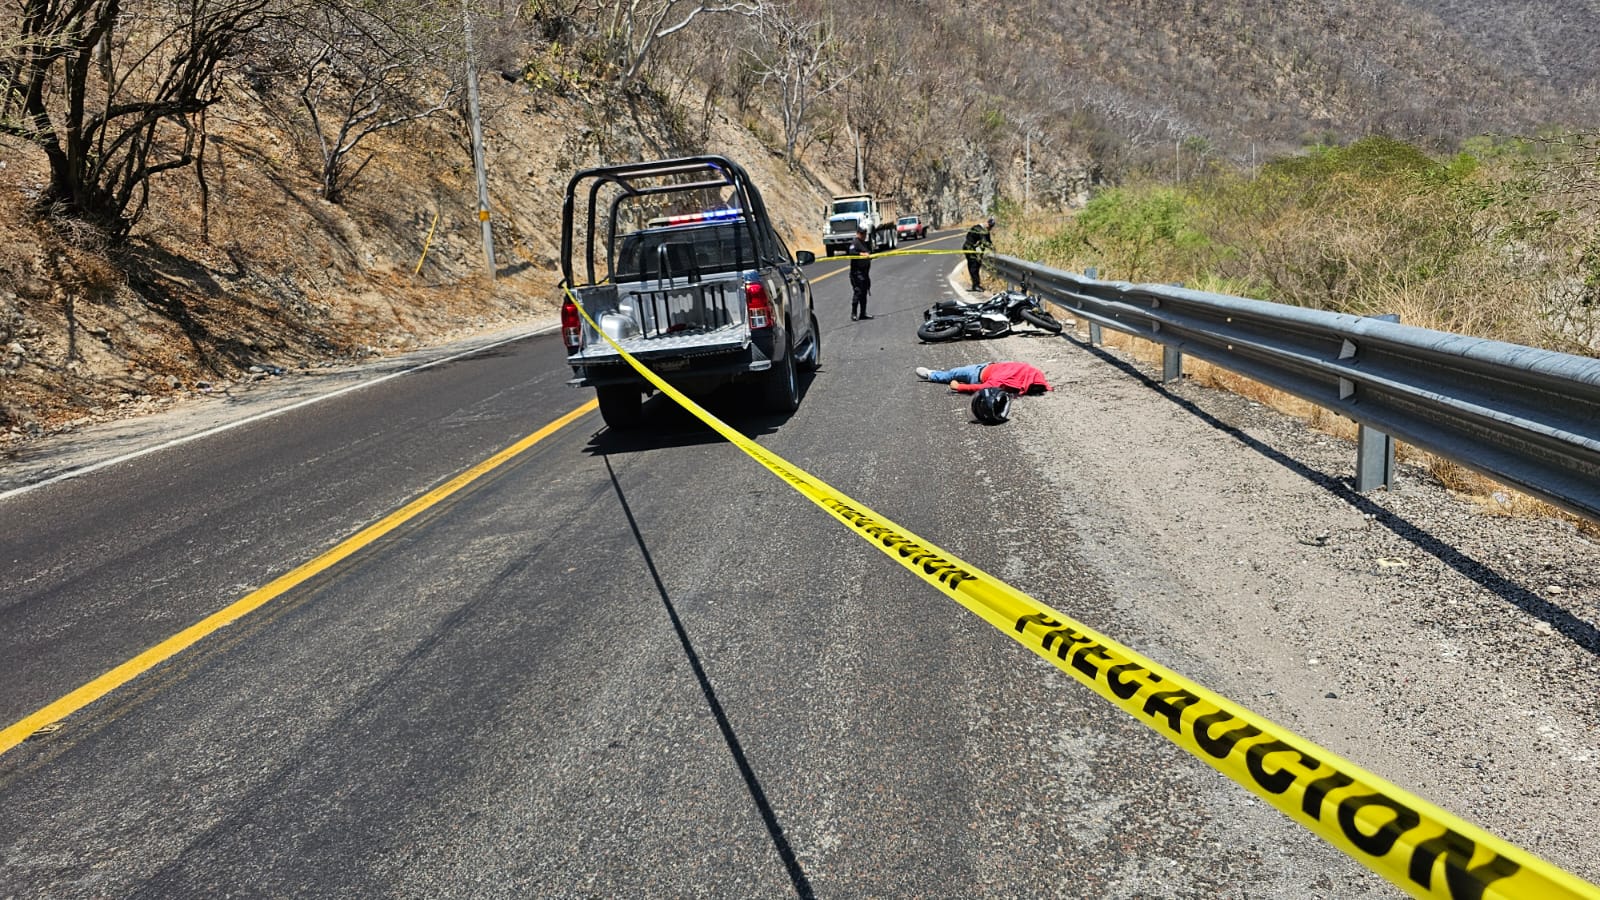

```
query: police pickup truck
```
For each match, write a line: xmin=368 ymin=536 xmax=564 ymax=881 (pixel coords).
xmin=559 ymin=156 xmax=820 ymax=429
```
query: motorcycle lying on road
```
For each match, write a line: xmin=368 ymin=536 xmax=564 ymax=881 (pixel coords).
xmin=917 ymin=290 xmax=1065 ymax=342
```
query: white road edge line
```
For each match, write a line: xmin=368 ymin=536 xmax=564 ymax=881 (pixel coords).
xmin=0 ymin=324 xmax=558 ymax=503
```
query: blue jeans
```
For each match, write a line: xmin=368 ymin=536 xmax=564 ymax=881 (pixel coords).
xmin=928 ymin=363 xmax=990 ymax=384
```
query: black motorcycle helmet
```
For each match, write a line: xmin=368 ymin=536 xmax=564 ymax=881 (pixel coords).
xmin=971 ymin=387 xmax=1012 ymax=425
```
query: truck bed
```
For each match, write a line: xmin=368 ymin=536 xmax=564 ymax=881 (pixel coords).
xmin=569 ymin=321 xmax=750 ymax=361
xmin=567 ymin=278 xmax=752 ymax=363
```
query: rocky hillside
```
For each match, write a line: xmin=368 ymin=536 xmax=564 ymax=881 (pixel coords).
xmin=922 ymin=0 xmax=1596 ymax=170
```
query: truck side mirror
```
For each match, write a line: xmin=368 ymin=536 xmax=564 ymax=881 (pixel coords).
xmin=794 ymin=250 xmax=816 ymax=266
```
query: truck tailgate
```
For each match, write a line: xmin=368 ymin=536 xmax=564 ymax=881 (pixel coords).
xmin=569 ymin=321 xmax=750 ymax=362
xmin=569 ymin=279 xmax=753 ymax=364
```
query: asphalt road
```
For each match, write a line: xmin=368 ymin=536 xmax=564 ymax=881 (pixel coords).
xmin=0 ymin=234 xmax=1438 ymax=897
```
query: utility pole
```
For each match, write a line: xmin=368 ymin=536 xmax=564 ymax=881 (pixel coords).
xmin=464 ymin=2 xmax=495 ymax=279
xmin=1024 ymin=130 xmax=1031 ymax=212
xmin=851 ymin=124 xmax=865 ymax=192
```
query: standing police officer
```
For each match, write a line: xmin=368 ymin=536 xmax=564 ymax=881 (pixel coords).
xmin=849 ymin=223 xmax=874 ymax=320
xmin=963 ymin=216 xmax=995 ymax=292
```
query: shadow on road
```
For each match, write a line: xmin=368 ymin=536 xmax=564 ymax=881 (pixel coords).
xmin=581 ymin=374 xmax=816 ymax=456
xmin=601 ymin=456 xmax=814 ymax=898
xmin=1064 ymin=333 xmax=1600 ymax=659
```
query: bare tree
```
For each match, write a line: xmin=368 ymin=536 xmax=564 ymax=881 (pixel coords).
xmin=743 ymin=4 xmax=850 ymax=167
xmin=835 ymin=42 xmax=905 ymax=192
xmin=2 ymin=0 xmax=271 ymax=238
xmin=273 ymin=0 xmax=461 ymax=204
xmin=584 ymin=0 xmax=762 ymax=90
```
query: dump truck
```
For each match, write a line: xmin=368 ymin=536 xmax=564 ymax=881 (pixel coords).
xmin=821 ymin=193 xmax=897 ymax=256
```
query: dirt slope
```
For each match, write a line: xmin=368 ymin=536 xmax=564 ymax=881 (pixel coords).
xmin=0 ymin=77 xmax=833 ymax=456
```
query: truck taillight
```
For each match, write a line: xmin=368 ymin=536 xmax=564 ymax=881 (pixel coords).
xmin=561 ymin=299 xmax=582 ymax=352
xmin=745 ymin=281 xmax=773 ymax=330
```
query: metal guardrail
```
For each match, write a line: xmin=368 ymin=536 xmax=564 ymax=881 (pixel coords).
xmin=989 ymin=254 xmax=1600 ymax=523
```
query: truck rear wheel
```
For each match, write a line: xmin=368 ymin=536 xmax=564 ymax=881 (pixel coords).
xmin=799 ymin=313 xmax=821 ymax=372
xmin=596 ymin=386 xmax=643 ymax=429
xmin=764 ymin=337 xmax=800 ymax=413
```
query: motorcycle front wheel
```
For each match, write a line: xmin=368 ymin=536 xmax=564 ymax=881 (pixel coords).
xmin=917 ymin=317 xmax=966 ymax=342
xmin=1021 ymin=307 xmax=1064 ymax=333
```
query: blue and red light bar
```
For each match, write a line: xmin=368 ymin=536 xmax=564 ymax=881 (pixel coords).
xmin=655 ymin=207 xmax=744 ymax=226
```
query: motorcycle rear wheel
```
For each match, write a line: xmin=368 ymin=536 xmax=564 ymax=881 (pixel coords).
xmin=1021 ymin=307 xmax=1064 ymax=333
xmin=917 ymin=317 xmax=965 ymax=342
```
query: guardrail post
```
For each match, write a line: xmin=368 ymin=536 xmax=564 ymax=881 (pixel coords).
xmin=1353 ymin=314 xmax=1400 ymax=492
xmin=1156 ymin=284 xmax=1184 ymax=381
xmin=1162 ymin=347 xmax=1183 ymax=382
xmin=1081 ymin=269 xmax=1102 ymax=345
xmin=1356 ymin=424 xmax=1396 ymax=492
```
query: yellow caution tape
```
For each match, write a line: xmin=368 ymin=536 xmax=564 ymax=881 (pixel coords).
xmin=564 ymin=283 xmax=1600 ymax=900
xmin=413 ymin=209 xmax=441 ymax=275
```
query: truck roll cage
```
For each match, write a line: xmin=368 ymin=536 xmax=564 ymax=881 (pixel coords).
xmin=560 ymin=155 xmax=778 ymax=288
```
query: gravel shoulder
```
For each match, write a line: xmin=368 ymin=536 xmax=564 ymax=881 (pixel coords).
xmin=999 ymin=316 xmax=1600 ymax=886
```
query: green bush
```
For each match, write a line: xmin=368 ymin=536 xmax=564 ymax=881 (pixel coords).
xmin=1064 ymin=187 xmax=1209 ymax=281
xmin=1024 ymin=133 xmax=1600 ymax=356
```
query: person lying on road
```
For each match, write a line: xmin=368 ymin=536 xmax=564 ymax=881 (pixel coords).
xmin=914 ymin=361 xmax=1052 ymax=394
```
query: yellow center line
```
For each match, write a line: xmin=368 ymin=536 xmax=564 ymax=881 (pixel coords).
xmin=807 ymin=233 xmax=966 ymax=284
xmin=0 ymin=398 xmax=598 ymax=756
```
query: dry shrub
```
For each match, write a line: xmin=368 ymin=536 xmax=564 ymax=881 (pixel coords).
xmin=1094 ymin=328 xmax=1162 ymax=367
xmin=1427 ymin=455 xmax=1487 ymax=493
xmin=1188 ymin=361 xmax=1281 ymax=406
xmin=1305 ymin=404 xmax=1359 ymax=440
xmin=1428 ymin=456 xmax=1599 ymax=536
xmin=48 ymin=241 xmax=124 ymax=302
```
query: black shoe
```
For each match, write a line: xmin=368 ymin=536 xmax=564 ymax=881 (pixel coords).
xmin=851 ymin=313 xmax=859 ymax=321
xmin=858 ymin=314 xmax=874 ymax=320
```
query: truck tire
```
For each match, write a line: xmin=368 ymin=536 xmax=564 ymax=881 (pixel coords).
xmin=825 ymin=246 xmax=835 ymax=258
xmin=764 ymin=336 xmax=800 ymax=413
xmin=596 ymin=385 xmax=643 ymax=429
xmin=799 ymin=313 xmax=822 ymax=372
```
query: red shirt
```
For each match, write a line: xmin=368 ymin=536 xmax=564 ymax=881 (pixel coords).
xmin=951 ymin=361 xmax=1052 ymax=394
